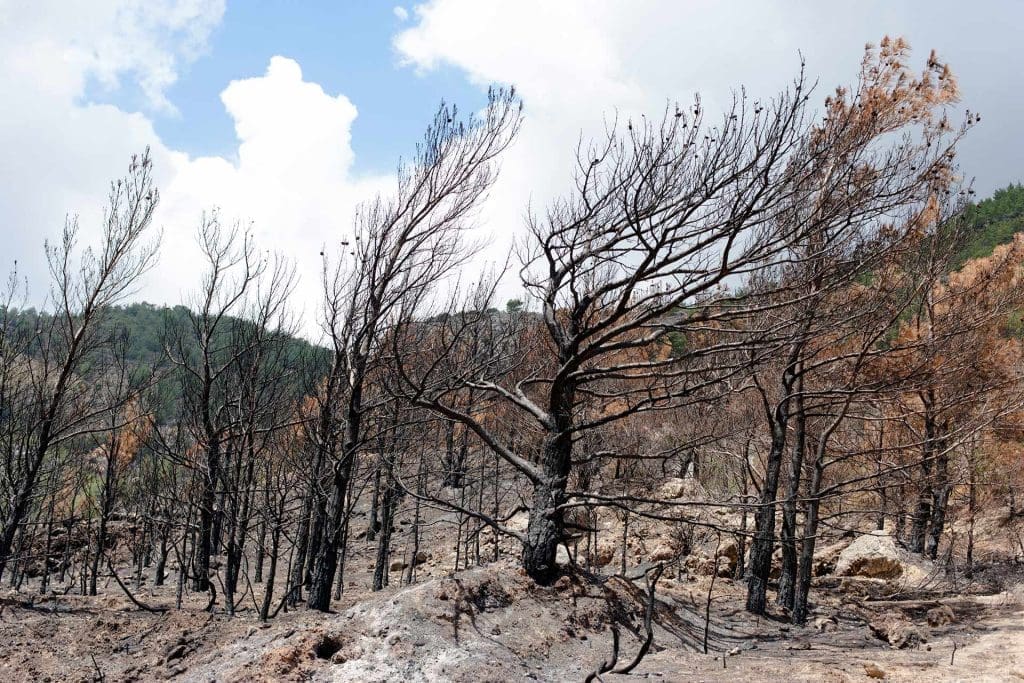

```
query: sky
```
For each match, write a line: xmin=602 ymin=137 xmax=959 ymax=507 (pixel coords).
xmin=1 ymin=1 xmax=1022 ymax=338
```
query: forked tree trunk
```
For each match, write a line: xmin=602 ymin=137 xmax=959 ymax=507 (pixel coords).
xmin=747 ymin=342 xmax=803 ymax=615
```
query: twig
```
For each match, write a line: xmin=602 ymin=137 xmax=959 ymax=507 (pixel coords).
xmin=584 ymin=626 xmax=620 ymax=683
xmin=90 ymin=653 xmax=105 ymax=682
xmin=270 ymin=584 xmax=302 ymax=619
xmin=704 ymin=531 xmax=722 ymax=655
xmin=585 ymin=563 xmax=666 ymax=681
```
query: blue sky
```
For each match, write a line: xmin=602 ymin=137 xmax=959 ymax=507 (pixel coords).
xmin=84 ymin=3 xmax=483 ymax=174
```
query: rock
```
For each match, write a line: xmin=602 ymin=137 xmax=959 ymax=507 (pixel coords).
xmin=506 ymin=511 xmax=530 ymax=533
xmin=658 ymin=477 xmax=706 ymax=500
xmin=414 ymin=551 xmax=429 ymax=565
xmin=812 ymin=538 xmax=854 ymax=576
xmin=553 ymin=575 xmax=572 ymax=591
xmin=390 ymin=560 xmax=407 ymax=572
xmin=716 ymin=540 xmax=739 ymax=574
xmin=835 ymin=531 xmax=904 ymax=579
xmin=813 ymin=616 xmax=838 ymax=632
xmin=163 ymin=643 xmax=186 ymax=664
xmin=869 ymin=611 xmax=926 ymax=649
xmin=863 ymin=662 xmax=887 ymax=679
xmin=648 ymin=543 xmax=676 ymax=562
xmin=684 ymin=555 xmax=716 ymax=576
xmin=926 ymin=604 xmax=955 ymax=627
xmin=556 ymin=545 xmax=571 ymax=565
xmin=593 ymin=541 xmax=616 ymax=567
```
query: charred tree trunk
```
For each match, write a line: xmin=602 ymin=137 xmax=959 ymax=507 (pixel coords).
xmin=260 ymin=521 xmax=283 ymax=622
xmin=306 ymin=456 xmax=352 ymax=611
xmin=195 ymin=437 xmax=220 ymax=592
xmin=746 ymin=341 xmax=802 ymax=615
xmin=926 ymin=442 xmax=951 ymax=561
xmin=909 ymin=390 xmax=939 ymax=554
xmin=523 ymin=478 xmax=565 ymax=585
xmin=367 ymin=463 xmax=381 ymax=541
xmin=746 ymin=420 xmax=788 ymax=614
xmin=777 ymin=378 xmax=805 ymax=611
xmin=522 ymin=376 xmax=574 ymax=585
xmin=372 ymin=461 xmax=399 ymax=591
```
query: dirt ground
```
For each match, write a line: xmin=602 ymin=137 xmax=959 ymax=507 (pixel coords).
xmin=1 ymin=558 xmax=1023 ymax=682
xmin=3 ymin=498 xmax=1023 ymax=681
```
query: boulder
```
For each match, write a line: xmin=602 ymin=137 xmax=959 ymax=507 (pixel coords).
xmin=926 ymin=604 xmax=956 ymax=627
xmin=812 ymin=538 xmax=854 ymax=576
xmin=648 ymin=543 xmax=676 ymax=562
xmin=869 ymin=611 xmax=927 ymax=649
xmin=684 ymin=555 xmax=731 ymax=577
xmin=813 ymin=616 xmax=838 ymax=633
xmin=863 ymin=662 xmax=887 ymax=679
xmin=716 ymin=539 xmax=739 ymax=574
xmin=835 ymin=531 xmax=904 ymax=579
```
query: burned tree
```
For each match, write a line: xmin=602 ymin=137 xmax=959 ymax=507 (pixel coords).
xmin=302 ymin=88 xmax=521 ymax=611
xmin=0 ymin=151 xmax=160 ymax=580
xmin=398 ymin=69 xmax=827 ymax=584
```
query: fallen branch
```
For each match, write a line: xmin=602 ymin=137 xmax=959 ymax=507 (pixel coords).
xmin=105 ymin=557 xmax=167 ymax=613
xmin=270 ymin=584 xmax=302 ymax=619
xmin=91 ymin=653 xmax=105 ymax=682
xmin=613 ymin=563 xmax=665 ymax=675
xmin=584 ymin=562 xmax=666 ymax=681
xmin=584 ymin=626 xmax=620 ymax=683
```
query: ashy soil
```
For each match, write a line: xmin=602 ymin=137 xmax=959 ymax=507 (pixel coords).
xmin=1 ymin=558 xmax=1023 ymax=682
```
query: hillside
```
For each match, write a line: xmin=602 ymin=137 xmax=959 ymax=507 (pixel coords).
xmin=2 ymin=302 xmax=326 ymax=369
xmin=957 ymin=183 xmax=1024 ymax=266
xmin=4 ymin=39 xmax=1024 ymax=683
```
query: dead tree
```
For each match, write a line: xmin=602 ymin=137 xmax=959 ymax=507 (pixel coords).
xmin=303 ymin=88 xmax=521 ymax=611
xmin=744 ymin=37 xmax=966 ymax=614
xmin=399 ymin=60 xmax=872 ymax=585
xmin=0 ymin=151 xmax=160 ymax=580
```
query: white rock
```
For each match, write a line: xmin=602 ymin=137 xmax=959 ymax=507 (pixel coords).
xmin=835 ymin=531 xmax=904 ymax=579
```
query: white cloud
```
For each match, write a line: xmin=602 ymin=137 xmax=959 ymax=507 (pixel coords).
xmin=155 ymin=57 xmax=390 ymax=325
xmin=5 ymin=0 xmax=1024 ymax=331
xmin=0 ymin=0 xmax=224 ymax=113
xmin=0 ymin=0 xmax=223 ymax=302
xmin=0 ymin=1 xmax=388 ymax=337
